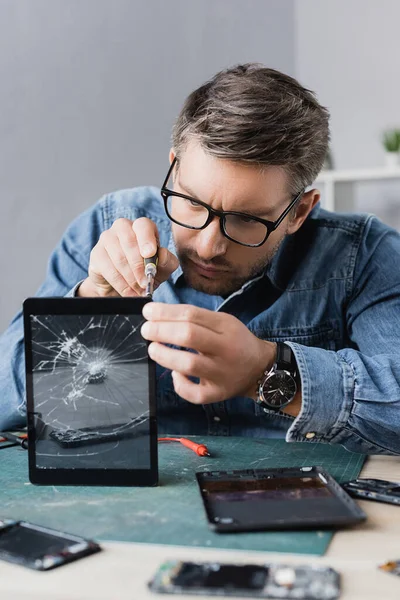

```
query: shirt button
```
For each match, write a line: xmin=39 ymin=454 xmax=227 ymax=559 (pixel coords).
xmin=305 ymin=432 xmax=316 ymax=439
xmin=213 ymin=416 xmax=221 ymax=422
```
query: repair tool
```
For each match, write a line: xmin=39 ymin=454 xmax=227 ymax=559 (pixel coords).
xmin=144 ymin=252 xmax=158 ymax=298
xmin=379 ymin=560 xmax=400 ymax=578
xmin=158 ymin=437 xmax=211 ymax=457
xmin=0 ymin=432 xmax=28 ymax=449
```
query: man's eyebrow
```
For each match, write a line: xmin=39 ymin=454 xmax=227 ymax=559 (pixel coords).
xmin=178 ymin=180 xmax=200 ymax=200
xmin=178 ymin=178 xmax=278 ymax=219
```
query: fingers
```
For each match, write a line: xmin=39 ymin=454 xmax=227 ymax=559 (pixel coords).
xmin=83 ymin=217 xmax=180 ymax=298
xmin=133 ymin=218 xmax=179 ymax=279
xmin=156 ymin=246 xmax=180 ymax=280
xmin=142 ymin=302 xmax=226 ymax=333
xmin=132 ymin=217 xmax=159 ymax=258
xmin=104 ymin=230 xmax=145 ymax=295
xmin=114 ymin=230 xmax=148 ymax=290
xmin=171 ymin=371 xmax=223 ymax=405
xmin=89 ymin=244 xmax=141 ymax=297
xmin=141 ymin=320 xmax=222 ymax=355
xmin=147 ymin=342 xmax=220 ymax=381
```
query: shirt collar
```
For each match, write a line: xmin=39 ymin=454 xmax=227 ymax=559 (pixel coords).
xmin=266 ymin=201 xmax=321 ymax=290
xmin=167 ymin=232 xmax=184 ymax=284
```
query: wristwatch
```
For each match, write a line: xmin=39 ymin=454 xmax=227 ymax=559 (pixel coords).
xmin=256 ymin=342 xmax=298 ymax=412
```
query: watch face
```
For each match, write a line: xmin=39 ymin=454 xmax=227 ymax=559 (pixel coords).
xmin=261 ymin=371 xmax=297 ymax=408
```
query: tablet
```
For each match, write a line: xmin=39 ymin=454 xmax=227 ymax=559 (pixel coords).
xmin=196 ymin=466 xmax=366 ymax=532
xmin=23 ymin=297 xmax=158 ymax=486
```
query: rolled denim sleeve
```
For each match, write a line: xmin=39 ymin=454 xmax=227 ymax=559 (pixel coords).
xmin=0 ymin=199 xmax=105 ymax=430
xmin=286 ymin=218 xmax=400 ymax=455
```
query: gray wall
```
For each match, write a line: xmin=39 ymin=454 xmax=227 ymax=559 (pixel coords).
xmin=0 ymin=0 xmax=295 ymax=332
xmin=295 ymin=0 xmax=400 ymax=169
xmin=295 ymin=0 xmax=400 ymax=223
xmin=4 ymin=0 xmax=400 ymax=333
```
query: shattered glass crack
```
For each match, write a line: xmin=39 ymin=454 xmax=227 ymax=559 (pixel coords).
xmin=30 ymin=313 xmax=151 ymax=463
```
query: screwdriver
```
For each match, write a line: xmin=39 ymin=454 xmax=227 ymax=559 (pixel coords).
xmin=0 ymin=432 xmax=28 ymax=449
xmin=144 ymin=252 xmax=158 ymax=298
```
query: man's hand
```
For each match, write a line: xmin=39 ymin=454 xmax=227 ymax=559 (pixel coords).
xmin=78 ymin=217 xmax=179 ymax=297
xmin=141 ymin=302 xmax=277 ymax=404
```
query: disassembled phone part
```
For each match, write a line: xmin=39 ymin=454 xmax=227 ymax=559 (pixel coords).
xmin=148 ymin=560 xmax=341 ymax=599
xmin=379 ymin=560 xmax=400 ymax=578
xmin=0 ymin=518 xmax=101 ymax=570
xmin=196 ymin=466 xmax=365 ymax=533
xmin=342 ymin=478 xmax=400 ymax=506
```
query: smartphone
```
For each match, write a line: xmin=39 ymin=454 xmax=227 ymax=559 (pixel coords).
xmin=0 ymin=518 xmax=101 ymax=570
xmin=148 ymin=560 xmax=341 ymax=599
xmin=196 ymin=466 xmax=365 ymax=533
xmin=342 ymin=478 xmax=400 ymax=506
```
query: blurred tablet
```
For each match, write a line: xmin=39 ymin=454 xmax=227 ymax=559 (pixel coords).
xmin=197 ymin=466 xmax=366 ymax=532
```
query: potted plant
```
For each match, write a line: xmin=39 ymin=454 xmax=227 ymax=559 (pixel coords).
xmin=382 ymin=129 xmax=400 ymax=167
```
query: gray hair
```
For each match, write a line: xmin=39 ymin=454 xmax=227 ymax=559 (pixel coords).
xmin=172 ymin=63 xmax=330 ymax=195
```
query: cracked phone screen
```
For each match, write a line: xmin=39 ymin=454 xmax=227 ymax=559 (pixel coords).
xmin=30 ymin=313 xmax=151 ymax=470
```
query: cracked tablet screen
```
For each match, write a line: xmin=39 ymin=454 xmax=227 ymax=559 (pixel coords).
xmin=30 ymin=313 xmax=151 ymax=470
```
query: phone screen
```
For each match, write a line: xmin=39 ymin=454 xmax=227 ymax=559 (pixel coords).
xmin=148 ymin=560 xmax=341 ymax=599
xmin=23 ymin=296 xmax=158 ymax=486
xmin=29 ymin=312 xmax=152 ymax=471
xmin=0 ymin=521 xmax=100 ymax=570
xmin=0 ymin=523 xmax=75 ymax=559
xmin=173 ymin=563 xmax=268 ymax=590
xmin=203 ymin=475 xmax=332 ymax=502
xmin=197 ymin=468 xmax=366 ymax=531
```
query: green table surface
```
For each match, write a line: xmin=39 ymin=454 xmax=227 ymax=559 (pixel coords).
xmin=0 ymin=436 xmax=365 ymax=555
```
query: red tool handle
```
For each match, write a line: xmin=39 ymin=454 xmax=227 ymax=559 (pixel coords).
xmin=178 ymin=438 xmax=210 ymax=456
xmin=158 ymin=437 xmax=210 ymax=457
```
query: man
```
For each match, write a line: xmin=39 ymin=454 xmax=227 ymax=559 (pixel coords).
xmin=1 ymin=64 xmax=399 ymax=454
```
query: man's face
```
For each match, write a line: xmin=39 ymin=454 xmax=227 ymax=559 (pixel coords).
xmin=169 ymin=142 xmax=302 ymax=297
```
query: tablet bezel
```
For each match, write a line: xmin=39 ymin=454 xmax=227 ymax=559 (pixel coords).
xmin=196 ymin=466 xmax=366 ymax=532
xmin=23 ymin=297 xmax=158 ymax=486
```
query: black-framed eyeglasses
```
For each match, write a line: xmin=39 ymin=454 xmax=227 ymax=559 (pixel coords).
xmin=161 ymin=157 xmax=304 ymax=248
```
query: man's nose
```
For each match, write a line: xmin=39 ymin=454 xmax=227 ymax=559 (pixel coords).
xmin=195 ymin=217 xmax=228 ymax=260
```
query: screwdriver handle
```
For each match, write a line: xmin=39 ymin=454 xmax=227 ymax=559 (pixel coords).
xmin=179 ymin=438 xmax=210 ymax=457
xmin=144 ymin=253 xmax=158 ymax=277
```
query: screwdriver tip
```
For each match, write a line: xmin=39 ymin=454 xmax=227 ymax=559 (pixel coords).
xmin=145 ymin=278 xmax=153 ymax=298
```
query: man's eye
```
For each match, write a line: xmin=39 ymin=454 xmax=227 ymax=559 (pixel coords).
xmin=186 ymin=198 xmax=202 ymax=208
xmin=237 ymin=215 xmax=257 ymax=224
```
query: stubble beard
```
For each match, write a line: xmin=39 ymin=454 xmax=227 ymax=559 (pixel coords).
xmin=173 ymin=235 xmax=284 ymax=297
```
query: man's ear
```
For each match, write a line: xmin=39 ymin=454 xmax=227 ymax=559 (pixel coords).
xmin=287 ymin=189 xmax=321 ymax=234
xmin=169 ymin=148 xmax=177 ymax=183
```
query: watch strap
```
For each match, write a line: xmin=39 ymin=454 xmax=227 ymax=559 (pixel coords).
xmin=276 ymin=342 xmax=297 ymax=376
xmin=255 ymin=342 xmax=298 ymax=411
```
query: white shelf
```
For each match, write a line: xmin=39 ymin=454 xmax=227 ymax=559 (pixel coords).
xmin=314 ymin=166 xmax=400 ymax=212
xmin=316 ymin=166 xmax=400 ymax=183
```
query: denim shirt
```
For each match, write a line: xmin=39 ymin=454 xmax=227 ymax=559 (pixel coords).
xmin=1 ymin=186 xmax=400 ymax=455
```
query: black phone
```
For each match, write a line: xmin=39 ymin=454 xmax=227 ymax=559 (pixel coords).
xmin=148 ymin=560 xmax=341 ymax=599
xmin=0 ymin=518 xmax=101 ymax=570
xmin=196 ymin=466 xmax=366 ymax=533
xmin=342 ymin=478 xmax=400 ymax=506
